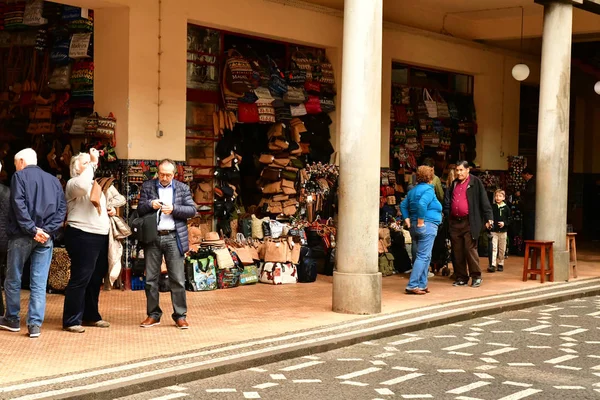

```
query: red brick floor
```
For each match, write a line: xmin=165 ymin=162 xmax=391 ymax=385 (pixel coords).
xmin=0 ymin=248 xmax=598 ymax=386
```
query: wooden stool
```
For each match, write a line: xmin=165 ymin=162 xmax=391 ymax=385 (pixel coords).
xmin=523 ymin=240 xmax=555 ymax=283
xmin=567 ymin=233 xmax=578 ymax=278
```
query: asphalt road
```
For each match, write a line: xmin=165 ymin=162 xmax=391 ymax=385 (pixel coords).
xmin=118 ymin=296 xmax=600 ymax=400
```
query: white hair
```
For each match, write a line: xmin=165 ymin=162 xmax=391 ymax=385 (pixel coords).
xmin=70 ymin=153 xmax=90 ymax=178
xmin=14 ymin=148 xmax=38 ymax=166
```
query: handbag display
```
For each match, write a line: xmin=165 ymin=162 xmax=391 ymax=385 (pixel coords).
xmin=423 ymin=89 xmax=437 ymax=118
xmin=213 ymin=247 xmax=234 ymax=270
xmin=217 ymin=266 xmax=241 ymax=289
xmin=259 ymin=154 xmax=275 ymax=164
xmin=264 ymin=239 xmax=288 ymax=263
xmin=262 ymin=180 xmax=283 ymax=194
xmin=259 ymin=262 xmax=297 ymax=285
xmin=251 ymin=215 xmax=269 ymax=239
xmin=267 ymin=201 xmax=283 ymax=215
xmin=239 ymin=265 xmax=259 ymax=285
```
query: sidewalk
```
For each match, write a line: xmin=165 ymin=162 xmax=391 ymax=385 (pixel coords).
xmin=0 ymin=247 xmax=599 ymax=398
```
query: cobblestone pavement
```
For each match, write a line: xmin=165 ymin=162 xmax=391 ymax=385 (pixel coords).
xmin=119 ymin=296 xmax=600 ymax=400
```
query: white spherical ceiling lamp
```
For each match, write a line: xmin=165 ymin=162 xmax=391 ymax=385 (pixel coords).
xmin=512 ymin=63 xmax=530 ymax=81
xmin=512 ymin=7 xmax=529 ymax=82
xmin=594 ymin=81 xmax=600 ymax=95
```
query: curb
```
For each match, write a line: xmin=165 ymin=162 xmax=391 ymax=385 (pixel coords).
xmin=8 ymin=280 xmax=600 ymax=400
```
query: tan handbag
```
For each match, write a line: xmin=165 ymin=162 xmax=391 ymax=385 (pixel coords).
xmin=283 ymin=205 xmax=297 ymax=216
xmin=287 ymin=237 xmax=301 ymax=264
xmin=262 ymin=180 xmax=282 ymax=194
xmin=268 ymin=201 xmax=283 ymax=214
xmin=264 ymin=239 xmax=288 ymax=263
xmin=281 ymin=179 xmax=296 ymax=195
xmin=259 ymin=154 xmax=275 ymax=164
xmin=194 ymin=182 xmax=213 ymax=203
xmin=272 ymin=194 xmax=289 ymax=202
xmin=251 ymin=215 xmax=268 ymax=239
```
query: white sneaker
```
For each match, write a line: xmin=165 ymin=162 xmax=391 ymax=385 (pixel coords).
xmin=428 ymin=272 xmax=435 ymax=278
xmin=404 ymin=269 xmax=412 ymax=274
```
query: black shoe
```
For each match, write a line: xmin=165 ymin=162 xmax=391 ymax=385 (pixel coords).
xmin=497 ymin=265 xmax=504 ymax=272
xmin=471 ymin=277 xmax=483 ymax=287
xmin=453 ymin=280 xmax=469 ymax=287
xmin=487 ymin=266 xmax=496 ymax=273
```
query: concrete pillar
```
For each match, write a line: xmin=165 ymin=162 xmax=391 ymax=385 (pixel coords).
xmin=535 ymin=2 xmax=573 ymax=281
xmin=332 ymin=0 xmax=383 ymax=314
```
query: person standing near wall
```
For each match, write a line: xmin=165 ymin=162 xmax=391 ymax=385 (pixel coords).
xmin=400 ymin=166 xmax=442 ymax=294
xmin=137 ymin=159 xmax=196 ymax=329
xmin=62 ymin=149 xmax=126 ymax=333
xmin=0 ymin=148 xmax=67 ymax=338
xmin=0 ymin=161 xmax=9 ymax=316
xmin=518 ymin=167 xmax=536 ymax=242
xmin=488 ymin=189 xmax=510 ymax=273
xmin=444 ymin=161 xmax=493 ymax=288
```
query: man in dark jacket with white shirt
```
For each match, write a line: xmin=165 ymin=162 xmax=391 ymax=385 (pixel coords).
xmin=443 ymin=161 xmax=493 ymax=288
xmin=137 ymin=159 xmax=196 ymax=329
xmin=0 ymin=148 xmax=67 ymax=338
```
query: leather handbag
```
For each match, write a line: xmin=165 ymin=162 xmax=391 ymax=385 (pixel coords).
xmin=264 ymin=239 xmax=289 ymax=263
xmin=261 ymin=168 xmax=281 ymax=181
xmin=259 ymin=154 xmax=275 ymax=164
xmin=267 ymin=201 xmax=283 ymax=214
xmin=262 ymin=180 xmax=282 ymax=194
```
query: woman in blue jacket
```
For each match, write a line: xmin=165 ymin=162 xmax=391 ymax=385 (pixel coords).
xmin=400 ymin=166 xmax=442 ymax=294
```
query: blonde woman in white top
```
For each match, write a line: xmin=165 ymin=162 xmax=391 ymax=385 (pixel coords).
xmin=62 ymin=149 xmax=125 ymax=333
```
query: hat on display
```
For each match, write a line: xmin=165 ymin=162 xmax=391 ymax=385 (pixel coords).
xmin=201 ymin=232 xmax=226 ymax=247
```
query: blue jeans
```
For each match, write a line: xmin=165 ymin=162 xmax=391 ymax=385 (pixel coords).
xmin=407 ymin=222 xmax=438 ymax=290
xmin=4 ymin=236 xmax=54 ymax=327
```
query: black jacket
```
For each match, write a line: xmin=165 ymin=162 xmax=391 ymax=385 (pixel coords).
xmin=492 ymin=203 xmax=510 ymax=233
xmin=443 ymin=174 xmax=493 ymax=240
xmin=8 ymin=165 xmax=67 ymax=239
xmin=0 ymin=184 xmax=10 ymax=251
xmin=138 ymin=179 xmax=197 ymax=255
xmin=521 ymin=176 xmax=536 ymax=212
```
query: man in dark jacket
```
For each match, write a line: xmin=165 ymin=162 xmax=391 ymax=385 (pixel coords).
xmin=518 ymin=167 xmax=536 ymax=241
xmin=137 ymin=159 xmax=196 ymax=329
xmin=0 ymin=148 xmax=67 ymax=338
xmin=0 ymin=161 xmax=9 ymax=316
xmin=443 ymin=161 xmax=493 ymax=288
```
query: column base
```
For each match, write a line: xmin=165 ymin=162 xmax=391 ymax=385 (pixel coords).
xmin=332 ymin=271 xmax=382 ymax=315
xmin=553 ymin=249 xmax=570 ymax=281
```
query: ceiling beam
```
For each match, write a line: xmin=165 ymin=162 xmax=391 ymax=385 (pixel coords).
xmin=535 ymin=0 xmax=600 ymax=15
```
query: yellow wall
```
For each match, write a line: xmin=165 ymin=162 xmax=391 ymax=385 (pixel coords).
xmin=67 ymin=0 xmax=532 ymax=169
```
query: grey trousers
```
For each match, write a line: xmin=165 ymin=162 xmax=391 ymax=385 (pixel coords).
xmin=144 ymin=233 xmax=187 ymax=321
